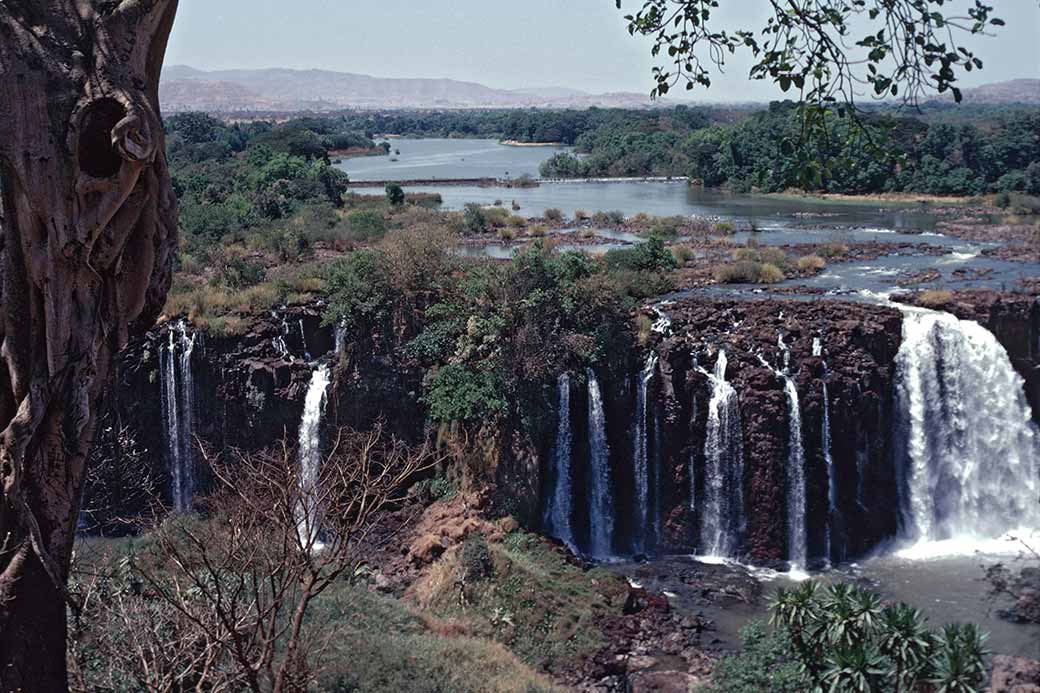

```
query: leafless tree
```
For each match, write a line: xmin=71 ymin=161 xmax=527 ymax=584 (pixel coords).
xmin=69 ymin=423 xmax=438 ymax=692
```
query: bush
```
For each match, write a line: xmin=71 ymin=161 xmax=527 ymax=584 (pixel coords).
xmin=574 ymin=209 xmax=590 ymax=221
xmin=544 ymin=208 xmax=564 ymax=222
xmin=672 ymin=245 xmax=696 ymax=264
xmin=715 ymin=261 xmax=785 ymax=284
xmin=706 ymin=621 xmax=808 ymax=693
xmin=460 ymin=535 xmax=494 ymax=583
xmin=385 ymin=183 xmax=405 ymax=206
xmin=463 ymin=203 xmax=488 ymax=234
xmin=529 ymin=224 xmax=548 ymax=238
xmin=497 ymin=227 xmax=516 ymax=241
xmin=592 ymin=210 xmax=625 ymax=225
xmin=345 ymin=209 xmax=388 ymax=242
xmin=817 ymin=242 xmax=850 ymax=258
xmin=423 ymin=363 xmax=507 ymax=423
xmin=795 ymin=255 xmax=826 ymax=272
xmin=916 ymin=289 xmax=953 ymax=308
xmin=603 ymin=236 xmax=678 ymax=273
xmin=713 ymin=221 xmax=736 ymax=235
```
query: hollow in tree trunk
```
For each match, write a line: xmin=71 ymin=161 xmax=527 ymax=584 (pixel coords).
xmin=0 ymin=2 xmax=179 ymax=689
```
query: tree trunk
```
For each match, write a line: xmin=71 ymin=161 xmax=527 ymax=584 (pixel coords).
xmin=0 ymin=2 xmax=179 ymax=689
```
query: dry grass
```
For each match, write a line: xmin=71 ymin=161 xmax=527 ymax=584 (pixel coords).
xmin=916 ymin=290 xmax=954 ymax=308
xmin=796 ymin=255 xmax=827 ymax=272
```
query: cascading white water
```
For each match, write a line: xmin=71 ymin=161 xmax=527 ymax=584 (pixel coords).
xmin=297 ymin=364 xmax=331 ymax=548
xmin=272 ymin=311 xmax=291 ymax=359
xmin=633 ymin=354 xmax=658 ymax=555
xmin=699 ymin=350 xmax=745 ymax=557
xmin=587 ymin=368 xmax=614 ymax=558
xmin=544 ymin=373 xmax=576 ymax=550
xmin=298 ymin=319 xmax=311 ymax=360
xmin=894 ymin=310 xmax=1040 ymax=554
xmin=814 ymin=337 xmax=839 ymax=563
xmin=775 ymin=335 xmax=807 ymax=570
xmin=334 ymin=321 xmax=348 ymax=356
xmin=161 ymin=321 xmax=197 ymax=513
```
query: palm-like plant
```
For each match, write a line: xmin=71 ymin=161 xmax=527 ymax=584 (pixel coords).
xmin=820 ymin=642 xmax=887 ymax=693
xmin=877 ymin=603 xmax=934 ymax=690
xmin=767 ymin=582 xmax=989 ymax=693
xmin=929 ymin=623 xmax=989 ymax=693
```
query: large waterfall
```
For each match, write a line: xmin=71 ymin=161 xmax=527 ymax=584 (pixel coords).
xmin=587 ymin=368 xmax=614 ymax=558
xmin=544 ymin=373 xmax=576 ymax=551
xmin=632 ymin=354 xmax=658 ymax=555
xmin=297 ymin=364 xmax=331 ymax=548
xmin=894 ymin=310 xmax=1040 ymax=552
xmin=814 ymin=337 xmax=840 ymax=564
xmin=699 ymin=350 xmax=745 ymax=557
xmin=161 ymin=321 xmax=197 ymax=513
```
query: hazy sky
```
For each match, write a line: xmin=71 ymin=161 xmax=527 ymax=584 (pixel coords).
xmin=166 ymin=1 xmax=1040 ymax=101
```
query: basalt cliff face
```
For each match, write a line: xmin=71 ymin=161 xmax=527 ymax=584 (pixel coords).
xmin=92 ymin=291 xmax=1040 ymax=564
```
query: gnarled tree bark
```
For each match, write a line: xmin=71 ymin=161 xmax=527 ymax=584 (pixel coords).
xmin=0 ymin=1 xmax=178 ymax=688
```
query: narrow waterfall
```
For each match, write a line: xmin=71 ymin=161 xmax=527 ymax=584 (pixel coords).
xmin=587 ymin=368 xmax=615 ymax=558
xmin=776 ymin=335 xmax=807 ymax=570
xmin=894 ymin=310 xmax=1040 ymax=549
xmin=297 ymin=364 xmax=331 ymax=548
xmin=298 ymin=319 xmax=312 ymax=361
xmin=699 ymin=350 xmax=745 ymax=557
xmin=544 ymin=373 xmax=576 ymax=550
xmin=632 ymin=354 xmax=658 ymax=555
xmin=334 ymin=321 xmax=348 ymax=356
xmin=814 ymin=337 xmax=839 ymax=563
xmin=272 ymin=311 xmax=291 ymax=359
xmin=161 ymin=321 xmax=197 ymax=513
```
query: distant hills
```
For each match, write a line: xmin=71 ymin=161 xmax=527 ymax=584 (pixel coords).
xmin=159 ymin=67 xmax=1040 ymax=113
xmin=951 ymin=79 xmax=1040 ymax=105
xmin=160 ymin=66 xmax=666 ymax=112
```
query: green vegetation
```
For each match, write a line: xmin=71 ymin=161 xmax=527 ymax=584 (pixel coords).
xmin=709 ymin=582 xmax=989 ymax=693
xmin=410 ymin=531 xmax=625 ymax=671
xmin=322 ymin=233 xmax=660 ymax=428
xmin=714 ymin=246 xmax=792 ymax=284
xmin=540 ymin=101 xmax=1040 ymax=196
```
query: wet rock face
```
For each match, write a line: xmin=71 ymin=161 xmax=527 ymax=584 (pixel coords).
xmin=104 ymin=303 xmax=425 ymax=514
xmin=650 ymin=298 xmax=904 ymax=564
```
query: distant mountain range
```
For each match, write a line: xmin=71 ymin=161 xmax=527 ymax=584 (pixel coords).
xmin=160 ymin=66 xmax=667 ymax=112
xmin=159 ymin=67 xmax=1040 ymax=113
xmin=948 ymin=79 xmax=1040 ymax=105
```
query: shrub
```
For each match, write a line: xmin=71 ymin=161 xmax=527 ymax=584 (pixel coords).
xmin=497 ymin=227 xmax=516 ymax=241
xmin=506 ymin=215 xmax=527 ymax=228
xmin=385 ymin=182 xmax=405 ymax=206
xmin=464 ymin=203 xmax=488 ymax=234
xmin=603 ymin=236 xmax=678 ymax=273
xmin=649 ymin=215 xmax=684 ymax=238
xmin=544 ymin=208 xmax=563 ymax=222
xmin=345 ymin=209 xmax=387 ymax=242
xmin=916 ymin=289 xmax=953 ymax=308
xmin=574 ymin=209 xmax=590 ymax=221
xmin=529 ymin=224 xmax=548 ymax=238
xmin=713 ymin=221 xmax=736 ymax=235
xmin=796 ymin=255 xmax=826 ymax=272
xmin=817 ymin=241 xmax=850 ymax=258
xmin=706 ymin=621 xmax=808 ymax=693
xmin=592 ymin=210 xmax=625 ymax=225
xmin=423 ymin=363 xmax=507 ymax=423
xmin=485 ymin=207 xmax=511 ymax=228
xmin=460 ymin=535 xmax=494 ymax=583
xmin=672 ymin=245 xmax=696 ymax=264
xmin=715 ymin=261 xmax=785 ymax=284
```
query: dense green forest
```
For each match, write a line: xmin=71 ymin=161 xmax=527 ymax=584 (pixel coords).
xmin=540 ymin=102 xmax=1040 ymax=195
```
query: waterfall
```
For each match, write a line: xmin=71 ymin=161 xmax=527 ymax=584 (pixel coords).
xmin=298 ymin=319 xmax=312 ymax=361
xmin=297 ymin=364 xmax=331 ymax=548
xmin=272 ymin=311 xmax=291 ymax=359
xmin=815 ymin=337 xmax=839 ymax=563
xmin=544 ymin=373 xmax=576 ymax=550
xmin=334 ymin=321 xmax=348 ymax=356
xmin=772 ymin=335 xmax=807 ymax=570
xmin=633 ymin=354 xmax=658 ymax=555
xmin=161 ymin=321 xmax=197 ymax=513
xmin=699 ymin=350 xmax=745 ymax=557
xmin=894 ymin=310 xmax=1040 ymax=551
xmin=587 ymin=368 xmax=614 ymax=558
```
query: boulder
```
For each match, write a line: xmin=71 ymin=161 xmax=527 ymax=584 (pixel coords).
xmin=990 ymin=655 xmax=1040 ymax=693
